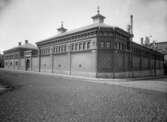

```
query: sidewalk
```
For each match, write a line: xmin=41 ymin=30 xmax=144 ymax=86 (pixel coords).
xmin=0 ymin=68 xmax=167 ymax=93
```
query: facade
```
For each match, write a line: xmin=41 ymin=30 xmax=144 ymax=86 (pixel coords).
xmin=3 ymin=40 xmax=38 ymax=71
xmin=0 ymin=54 xmax=4 ymax=68
xmin=156 ymin=42 xmax=167 ymax=61
xmin=3 ymin=10 xmax=164 ymax=78
xmin=155 ymin=42 xmax=167 ymax=74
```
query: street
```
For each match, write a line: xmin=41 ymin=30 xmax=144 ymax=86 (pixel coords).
xmin=0 ymin=70 xmax=167 ymax=122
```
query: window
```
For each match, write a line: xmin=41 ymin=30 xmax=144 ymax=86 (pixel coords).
xmin=64 ymin=45 xmax=66 ymax=52
xmin=87 ymin=42 xmax=90 ymax=49
xmin=48 ymin=48 xmax=50 ymax=54
xmin=56 ymin=47 xmax=58 ymax=53
xmin=79 ymin=64 xmax=82 ymax=68
xmin=61 ymin=46 xmax=64 ymax=52
xmin=106 ymin=42 xmax=110 ymax=48
xmin=79 ymin=43 xmax=82 ymax=50
xmin=75 ymin=43 xmax=78 ymax=50
xmin=115 ymin=43 xmax=117 ymax=49
xmin=71 ymin=44 xmax=74 ymax=51
xmin=83 ymin=42 xmax=86 ymax=50
xmin=119 ymin=42 xmax=121 ymax=50
xmin=58 ymin=64 xmax=61 ymax=67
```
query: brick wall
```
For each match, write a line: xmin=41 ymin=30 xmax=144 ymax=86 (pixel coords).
xmin=32 ymin=57 xmax=39 ymax=72
xmin=53 ymin=54 xmax=68 ymax=74
xmin=71 ymin=51 xmax=96 ymax=77
xmin=40 ymin=56 xmax=52 ymax=72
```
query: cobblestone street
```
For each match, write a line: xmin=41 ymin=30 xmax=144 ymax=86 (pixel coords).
xmin=0 ymin=70 xmax=167 ymax=122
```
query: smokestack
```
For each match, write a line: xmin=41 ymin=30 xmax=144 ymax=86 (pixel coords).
xmin=127 ymin=24 xmax=131 ymax=33
xmin=18 ymin=42 xmax=22 ymax=46
xmin=130 ymin=14 xmax=133 ymax=34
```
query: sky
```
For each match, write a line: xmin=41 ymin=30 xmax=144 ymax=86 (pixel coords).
xmin=0 ymin=0 xmax=167 ymax=53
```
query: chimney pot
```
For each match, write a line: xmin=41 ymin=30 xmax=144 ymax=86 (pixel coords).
xmin=18 ymin=42 xmax=22 ymax=46
xmin=25 ymin=40 xmax=28 ymax=44
xmin=141 ymin=37 xmax=144 ymax=45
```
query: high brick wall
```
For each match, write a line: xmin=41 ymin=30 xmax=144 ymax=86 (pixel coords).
xmin=19 ymin=58 xmax=25 ymax=70
xmin=40 ymin=56 xmax=52 ymax=72
xmin=71 ymin=51 xmax=96 ymax=77
xmin=98 ymin=50 xmax=113 ymax=72
xmin=32 ymin=57 xmax=39 ymax=72
xmin=53 ymin=54 xmax=68 ymax=74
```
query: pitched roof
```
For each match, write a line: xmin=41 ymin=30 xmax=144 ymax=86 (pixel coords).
xmin=4 ymin=42 xmax=37 ymax=53
xmin=36 ymin=23 xmax=113 ymax=44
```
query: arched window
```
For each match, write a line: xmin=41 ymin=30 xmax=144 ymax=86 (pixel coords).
xmin=64 ymin=45 xmax=66 ymax=52
xmin=71 ymin=44 xmax=74 ymax=51
xmin=87 ymin=42 xmax=90 ymax=49
xmin=75 ymin=43 xmax=78 ymax=50
xmin=61 ymin=46 xmax=64 ymax=52
xmin=59 ymin=46 xmax=61 ymax=53
xmin=56 ymin=47 xmax=58 ymax=53
xmin=79 ymin=43 xmax=82 ymax=50
xmin=83 ymin=42 xmax=86 ymax=50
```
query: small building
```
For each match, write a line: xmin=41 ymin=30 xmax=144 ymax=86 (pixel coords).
xmin=3 ymin=40 xmax=38 ymax=71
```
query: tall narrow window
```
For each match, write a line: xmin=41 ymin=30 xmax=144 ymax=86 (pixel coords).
xmin=58 ymin=46 xmax=61 ymax=53
xmin=83 ymin=42 xmax=86 ymax=50
xmin=62 ymin=46 xmax=64 ymax=52
xmin=71 ymin=44 xmax=74 ymax=51
xmin=87 ymin=42 xmax=90 ymax=49
xmin=64 ymin=45 xmax=66 ymax=52
xmin=79 ymin=43 xmax=82 ymax=50
xmin=75 ymin=43 xmax=78 ymax=50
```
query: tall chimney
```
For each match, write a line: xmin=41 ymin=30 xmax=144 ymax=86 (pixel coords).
xmin=130 ymin=14 xmax=133 ymax=34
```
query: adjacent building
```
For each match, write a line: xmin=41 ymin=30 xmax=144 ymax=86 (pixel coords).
xmin=156 ymin=42 xmax=167 ymax=74
xmin=3 ymin=40 xmax=38 ymax=71
xmin=0 ymin=54 xmax=4 ymax=68
xmin=3 ymin=9 xmax=164 ymax=78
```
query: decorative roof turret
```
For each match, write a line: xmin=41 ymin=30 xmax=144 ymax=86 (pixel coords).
xmin=91 ymin=6 xmax=106 ymax=24
xmin=57 ymin=21 xmax=67 ymax=34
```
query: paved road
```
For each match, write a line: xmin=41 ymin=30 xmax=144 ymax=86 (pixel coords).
xmin=0 ymin=70 xmax=167 ymax=122
xmin=1 ymin=69 xmax=167 ymax=93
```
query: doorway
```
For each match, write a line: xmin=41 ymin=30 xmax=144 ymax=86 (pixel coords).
xmin=26 ymin=59 xmax=30 ymax=71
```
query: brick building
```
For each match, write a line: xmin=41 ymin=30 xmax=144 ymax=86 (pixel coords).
xmin=155 ymin=42 xmax=167 ymax=74
xmin=0 ymin=54 xmax=4 ymax=68
xmin=3 ymin=9 xmax=164 ymax=78
xmin=3 ymin=40 xmax=38 ymax=71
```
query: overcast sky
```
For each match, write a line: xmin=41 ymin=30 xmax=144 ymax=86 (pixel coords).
xmin=0 ymin=0 xmax=167 ymax=53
